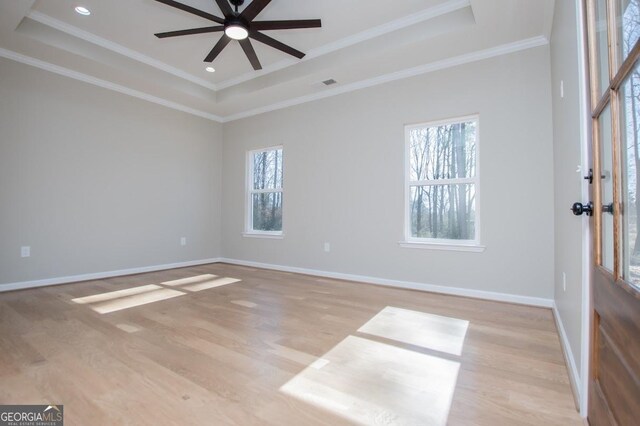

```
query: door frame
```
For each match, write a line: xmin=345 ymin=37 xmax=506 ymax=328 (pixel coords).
xmin=577 ymin=0 xmax=592 ymax=417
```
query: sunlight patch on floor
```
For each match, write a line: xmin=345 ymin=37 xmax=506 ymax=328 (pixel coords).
xmin=358 ymin=306 xmax=469 ymax=356
xmin=231 ymin=300 xmax=257 ymax=308
xmin=280 ymin=335 xmax=460 ymax=425
xmin=71 ymin=275 xmax=243 ymax=314
xmin=88 ymin=288 xmax=186 ymax=314
xmin=182 ymin=277 xmax=242 ymax=292
xmin=161 ymin=274 xmax=218 ymax=286
xmin=72 ymin=284 xmax=186 ymax=314
xmin=115 ymin=323 xmax=141 ymax=333
xmin=71 ymin=284 xmax=162 ymax=305
xmin=267 ymin=343 xmax=330 ymax=369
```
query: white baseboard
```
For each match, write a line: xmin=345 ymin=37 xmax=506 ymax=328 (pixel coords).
xmin=1 ymin=256 xmax=555 ymax=309
xmin=218 ymin=257 xmax=554 ymax=308
xmin=552 ymin=302 xmax=582 ymax=411
xmin=0 ymin=258 xmax=222 ymax=292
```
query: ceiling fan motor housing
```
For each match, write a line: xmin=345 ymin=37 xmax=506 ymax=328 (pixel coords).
xmin=226 ymin=15 xmax=250 ymax=30
xmin=229 ymin=0 xmax=245 ymax=7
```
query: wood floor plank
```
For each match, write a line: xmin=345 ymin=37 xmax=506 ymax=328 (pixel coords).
xmin=0 ymin=263 xmax=581 ymax=425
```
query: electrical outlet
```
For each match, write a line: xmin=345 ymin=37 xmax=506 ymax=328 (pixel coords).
xmin=562 ymin=272 xmax=567 ymax=291
xmin=21 ymin=246 xmax=30 ymax=258
xmin=323 ymin=242 xmax=331 ymax=252
xmin=180 ymin=237 xmax=187 ymax=246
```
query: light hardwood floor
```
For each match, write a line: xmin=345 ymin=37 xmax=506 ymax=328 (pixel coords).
xmin=0 ymin=263 xmax=582 ymax=425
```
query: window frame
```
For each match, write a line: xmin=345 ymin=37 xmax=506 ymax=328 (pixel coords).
xmin=244 ymin=145 xmax=284 ymax=238
xmin=401 ymin=114 xmax=484 ymax=252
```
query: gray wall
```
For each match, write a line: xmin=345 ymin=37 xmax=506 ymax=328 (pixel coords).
xmin=550 ymin=0 xmax=585 ymax=380
xmin=0 ymin=44 xmax=559 ymax=303
xmin=0 ymin=58 xmax=223 ymax=286
xmin=222 ymin=46 xmax=555 ymax=299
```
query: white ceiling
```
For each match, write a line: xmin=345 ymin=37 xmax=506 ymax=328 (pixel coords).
xmin=0 ymin=0 xmax=555 ymax=121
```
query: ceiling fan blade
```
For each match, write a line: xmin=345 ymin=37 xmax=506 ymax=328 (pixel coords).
xmin=155 ymin=26 xmax=224 ymax=38
xmin=204 ymin=35 xmax=231 ymax=62
xmin=251 ymin=19 xmax=321 ymax=31
xmin=250 ymin=31 xmax=305 ymax=59
xmin=214 ymin=0 xmax=234 ymax=17
xmin=239 ymin=39 xmax=262 ymax=70
xmin=154 ymin=0 xmax=224 ymax=24
xmin=241 ymin=0 xmax=272 ymax=22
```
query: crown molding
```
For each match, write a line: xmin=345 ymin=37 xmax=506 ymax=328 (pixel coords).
xmin=215 ymin=0 xmax=472 ymax=90
xmin=221 ymin=35 xmax=549 ymax=122
xmin=0 ymin=35 xmax=547 ymax=124
xmin=0 ymin=47 xmax=223 ymax=122
xmin=26 ymin=10 xmax=218 ymax=92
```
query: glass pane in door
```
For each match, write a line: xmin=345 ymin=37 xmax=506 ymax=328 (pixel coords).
xmin=617 ymin=0 xmax=640 ymax=64
xmin=600 ymin=104 xmax=615 ymax=272
xmin=620 ymin=61 xmax=640 ymax=287
xmin=595 ymin=0 xmax=612 ymax=97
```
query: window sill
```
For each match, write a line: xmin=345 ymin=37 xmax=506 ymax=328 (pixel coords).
xmin=398 ymin=241 xmax=486 ymax=252
xmin=242 ymin=232 xmax=284 ymax=240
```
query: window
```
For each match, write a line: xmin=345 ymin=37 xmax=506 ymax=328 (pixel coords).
xmin=246 ymin=146 xmax=283 ymax=236
xmin=403 ymin=116 xmax=481 ymax=250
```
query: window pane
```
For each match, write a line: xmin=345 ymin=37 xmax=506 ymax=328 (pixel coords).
xmin=409 ymin=121 xmax=477 ymax=181
xmin=594 ymin=0 xmax=611 ymax=97
xmin=252 ymin=192 xmax=282 ymax=232
xmin=253 ymin=148 xmax=283 ymax=190
xmin=410 ymin=184 xmax=476 ymax=240
xmin=617 ymin=0 xmax=640 ymax=65
xmin=600 ymin=104 xmax=615 ymax=272
xmin=620 ymin=61 xmax=640 ymax=287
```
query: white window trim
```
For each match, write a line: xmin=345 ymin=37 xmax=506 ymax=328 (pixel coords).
xmin=245 ymin=145 xmax=284 ymax=237
xmin=398 ymin=241 xmax=486 ymax=252
xmin=242 ymin=232 xmax=284 ymax=239
xmin=401 ymin=114 xmax=483 ymax=251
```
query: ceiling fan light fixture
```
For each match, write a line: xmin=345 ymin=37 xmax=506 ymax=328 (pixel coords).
xmin=225 ymin=24 xmax=249 ymax=40
xmin=74 ymin=6 xmax=91 ymax=16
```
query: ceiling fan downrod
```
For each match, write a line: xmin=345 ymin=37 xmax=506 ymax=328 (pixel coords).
xmin=229 ymin=0 xmax=244 ymax=13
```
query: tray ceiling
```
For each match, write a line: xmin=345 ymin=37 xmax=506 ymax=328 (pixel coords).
xmin=0 ymin=0 xmax=555 ymax=121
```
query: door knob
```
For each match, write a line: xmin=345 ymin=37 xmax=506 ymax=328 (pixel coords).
xmin=571 ymin=202 xmax=593 ymax=216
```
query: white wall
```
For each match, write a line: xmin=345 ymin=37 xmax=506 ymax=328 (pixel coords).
xmin=550 ymin=0 xmax=587 ymax=406
xmin=222 ymin=46 xmax=555 ymax=300
xmin=0 ymin=58 xmax=223 ymax=287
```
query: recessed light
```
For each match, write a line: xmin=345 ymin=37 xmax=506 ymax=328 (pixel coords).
xmin=205 ymin=66 xmax=215 ymax=73
xmin=74 ymin=6 xmax=91 ymax=16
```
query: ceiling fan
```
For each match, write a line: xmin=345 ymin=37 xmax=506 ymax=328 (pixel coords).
xmin=153 ymin=0 xmax=322 ymax=70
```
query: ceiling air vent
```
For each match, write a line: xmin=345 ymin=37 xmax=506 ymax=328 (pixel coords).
xmin=322 ymin=79 xmax=338 ymax=86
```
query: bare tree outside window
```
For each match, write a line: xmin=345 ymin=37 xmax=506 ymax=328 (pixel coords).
xmin=248 ymin=147 xmax=283 ymax=233
xmin=406 ymin=117 xmax=478 ymax=242
xmin=620 ymin=0 xmax=640 ymax=286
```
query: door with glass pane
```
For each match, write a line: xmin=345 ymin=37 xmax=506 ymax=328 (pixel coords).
xmin=585 ymin=0 xmax=640 ymax=424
